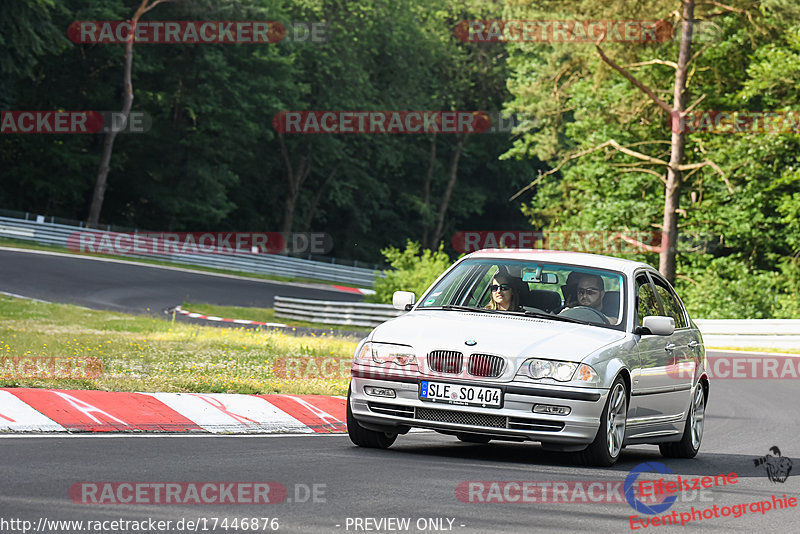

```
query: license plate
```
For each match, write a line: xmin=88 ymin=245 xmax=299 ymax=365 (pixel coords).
xmin=419 ymin=381 xmax=502 ymax=408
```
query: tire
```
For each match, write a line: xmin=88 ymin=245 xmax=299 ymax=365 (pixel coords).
xmin=346 ymin=387 xmax=397 ymax=449
xmin=660 ymin=383 xmax=705 ymax=459
xmin=576 ymin=376 xmax=627 ymax=467
xmin=456 ymin=433 xmax=491 ymax=444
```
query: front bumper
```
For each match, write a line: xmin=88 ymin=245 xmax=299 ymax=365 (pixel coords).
xmin=350 ymin=373 xmax=609 ymax=445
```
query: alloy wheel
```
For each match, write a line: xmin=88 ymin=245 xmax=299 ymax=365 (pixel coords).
xmin=606 ymin=383 xmax=627 ymax=458
xmin=690 ymin=385 xmax=705 ymax=449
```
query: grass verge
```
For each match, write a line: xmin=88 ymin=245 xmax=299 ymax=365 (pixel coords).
xmin=0 ymin=295 xmax=353 ymax=395
xmin=182 ymin=301 xmax=372 ymax=333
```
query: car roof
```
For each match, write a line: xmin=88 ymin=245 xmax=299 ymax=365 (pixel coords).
xmin=465 ymin=248 xmax=655 ymax=276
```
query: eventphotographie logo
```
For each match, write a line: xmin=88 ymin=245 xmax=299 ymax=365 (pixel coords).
xmin=625 ymin=463 xmax=678 ymax=515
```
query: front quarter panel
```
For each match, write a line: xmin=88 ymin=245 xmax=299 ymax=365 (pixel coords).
xmin=582 ymin=336 xmax=638 ymax=391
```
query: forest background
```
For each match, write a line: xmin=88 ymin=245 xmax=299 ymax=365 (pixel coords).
xmin=1 ymin=0 xmax=798 ymax=318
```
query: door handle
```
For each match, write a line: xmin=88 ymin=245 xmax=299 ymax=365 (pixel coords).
xmin=688 ymin=340 xmax=699 ymax=349
xmin=665 ymin=343 xmax=676 ymax=351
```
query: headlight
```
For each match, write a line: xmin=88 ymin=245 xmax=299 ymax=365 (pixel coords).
xmin=354 ymin=343 xmax=372 ymax=364
xmin=529 ymin=360 xmax=555 ymax=379
xmin=522 ymin=359 xmax=597 ymax=383
xmin=354 ymin=342 xmax=417 ymax=366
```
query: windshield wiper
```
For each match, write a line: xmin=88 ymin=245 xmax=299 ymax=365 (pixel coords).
xmin=513 ymin=310 xmax=586 ymax=325
xmin=426 ymin=305 xmax=493 ymax=313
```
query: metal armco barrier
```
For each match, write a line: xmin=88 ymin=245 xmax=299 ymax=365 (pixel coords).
xmin=0 ymin=215 xmax=379 ymax=286
xmin=695 ymin=319 xmax=800 ymax=350
xmin=274 ymin=296 xmax=404 ymax=327
xmin=274 ymin=299 xmax=800 ymax=348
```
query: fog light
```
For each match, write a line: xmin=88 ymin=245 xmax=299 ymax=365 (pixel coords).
xmin=364 ymin=386 xmax=396 ymax=398
xmin=533 ymin=404 xmax=571 ymax=415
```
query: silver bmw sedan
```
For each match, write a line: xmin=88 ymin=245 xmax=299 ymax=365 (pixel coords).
xmin=347 ymin=250 xmax=709 ymax=466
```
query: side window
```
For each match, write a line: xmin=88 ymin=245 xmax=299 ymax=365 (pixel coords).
xmin=635 ymin=275 xmax=660 ymax=326
xmin=421 ymin=263 xmax=478 ymax=307
xmin=652 ymin=277 xmax=688 ymax=329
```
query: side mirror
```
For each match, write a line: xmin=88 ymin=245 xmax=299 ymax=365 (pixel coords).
xmin=641 ymin=316 xmax=675 ymax=336
xmin=392 ymin=291 xmax=416 ymax=311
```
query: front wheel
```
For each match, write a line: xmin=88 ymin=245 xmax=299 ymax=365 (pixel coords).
xmin=346 ymin=387 xmax=397 ymax=449
xmin=660 ymin=383 xmax=705 ymax=458
xmin=576 ymin=377 xmax=627 ymax=467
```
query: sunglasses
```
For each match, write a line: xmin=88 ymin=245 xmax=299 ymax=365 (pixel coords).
xmin=577 ymin=288 xmax=600 ymax=296
xmin=491 ymin=284 xmax=511 ymax=292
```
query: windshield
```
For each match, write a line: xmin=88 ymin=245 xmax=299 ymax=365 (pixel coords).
xmin=418 ymin=258 xmax=626 ymax=330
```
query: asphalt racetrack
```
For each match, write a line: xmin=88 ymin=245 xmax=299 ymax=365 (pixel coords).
xmin=0 ymin=247 xmax=362 ymax=314
xmin=0 ymin=248 xmax=798 ymax=532
xmin=1 ymin=384 xmax=798 ymax=534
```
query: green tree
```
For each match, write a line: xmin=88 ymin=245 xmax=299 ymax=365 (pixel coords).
xmin=502 ymin=0 xmax=800 ymax=317
xmin=368 ymin=241 xmax=453 ymax=304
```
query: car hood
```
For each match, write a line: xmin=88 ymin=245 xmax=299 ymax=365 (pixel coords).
xmin=371 ymin=309 xmax=625 ymax=363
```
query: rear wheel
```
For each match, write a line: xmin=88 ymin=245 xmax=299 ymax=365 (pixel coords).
xmin=346 ymin=387 xmax=397 ymax=449
xmin=576 ymin=377 xmax=627 ymax=467
xmin=660 ymin=383 xmax=705 ymax=458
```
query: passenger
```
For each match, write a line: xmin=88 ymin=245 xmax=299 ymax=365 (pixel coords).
xmin=485 ymin=274 xmax=523 ymax=312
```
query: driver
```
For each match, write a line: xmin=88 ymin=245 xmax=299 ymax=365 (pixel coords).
xmin=575 ymin=273 xmax=605 ymax=310
xmin=569 ymin=273 xmax=617 ymax=323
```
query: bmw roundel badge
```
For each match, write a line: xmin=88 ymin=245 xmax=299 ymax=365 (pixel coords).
xmin=465 ymin=339 xmax=477 ymax=346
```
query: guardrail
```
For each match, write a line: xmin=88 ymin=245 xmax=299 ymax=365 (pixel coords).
xmin=0 ymin=214 xmax=380 ymax=286
xmin=695 ymin=319 xmax=800 ymax=350
xmin=273 ymin=299 xmax=800 ymax=349
xmin=274 ymin=296 xmax=403 ymax=327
